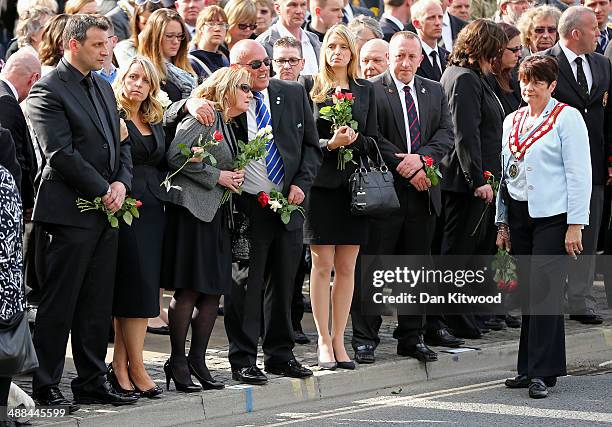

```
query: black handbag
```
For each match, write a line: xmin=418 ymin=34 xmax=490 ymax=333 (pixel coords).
xmin=349 ymin=141 xmax=400 ymax=217
xmin=0 ymin=311 xmax=38 ymax=376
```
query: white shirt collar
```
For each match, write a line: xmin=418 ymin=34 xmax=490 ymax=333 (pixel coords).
xmin=443 ymin=11 xmax=450 ymax=26
xmin=344 ymin=4 xmax=354 ymax=20
xmin=421 ymin=40 xmax=438 ymax=56
xmin=559 ymin=41 xmax=587 ymax=65
xmin=382 ymin=13 xmax=404 ymax=31
xmin=0 ymin=77 xmax=18 ymax=100
xmin=277 ymin=21 xmax=308 ymax=43
xmin=390 ymin=70 xmax=415 ymax=94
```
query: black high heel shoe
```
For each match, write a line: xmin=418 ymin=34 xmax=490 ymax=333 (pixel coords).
xmin=333 ymin=351 xmax=355 ymax=370
xmin=163 ymin=359 xmax=201 ymax=393
xmin=128 ymin=370 xmax=164 ymax=398
xmin=187 ymin=360 xmax=224 ymax=390
xmin=107 ymin=363 xmax=138 ymax=397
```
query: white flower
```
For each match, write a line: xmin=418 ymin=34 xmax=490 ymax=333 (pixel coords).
xmin=157 ymin=90 xmax=172 ymax=109
xmin=269 ymin=200 xmax=283 ymax=212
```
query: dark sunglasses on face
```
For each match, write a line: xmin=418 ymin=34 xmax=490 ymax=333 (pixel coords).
xmin=240 ymin=57 xmax=272 ymax=69
xmin=506 ymin=45 xmax=523 ymax=53
xmin=237 ymin=23 xmax=258 ymax=31
xmin=237 ymin=83 xmax=252 ymax=93
xmin=533 ymin=26 xmax=557 ymax=34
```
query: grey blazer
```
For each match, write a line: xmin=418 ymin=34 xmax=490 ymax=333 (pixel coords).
xmin=166 ymin=113 xmax=236 ymax=223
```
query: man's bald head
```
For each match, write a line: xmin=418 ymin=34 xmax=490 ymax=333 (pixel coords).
xmin=1 ymin=49 xmax=41 ymax=101
xmin=230 ymin=40 xmax=270 ymax=91
xmin=360 ymin=38 xmax=389 ymax=79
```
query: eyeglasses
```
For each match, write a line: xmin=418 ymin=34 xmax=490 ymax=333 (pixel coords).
xmin=135 ymin=0 xmax=160 ymax=4
xmin=533 ymin=26 xmax=557 ymax=34
xmin=238 ymin=57 xmax=272 ymax=69
xmin=204 ymin=22 xmax=229 ymax=30
xmin=164 ymin=33 xmax=186 ymax=41
xmin=273 ymin=58 xmax=302 ymax=66
xmin=237 ymin=83 xmax=252 ymax=93
xmin=237 ymin=23 xmax=258 ymax=31
xmin=506 ymin=45 xmax=523 ymax=53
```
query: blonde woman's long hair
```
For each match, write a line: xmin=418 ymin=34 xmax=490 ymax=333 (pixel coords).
xmin=310 ymin=24 xmax=360 ymax=104
xmin=138 ymin=8 xmax=194 ymax=79
xmin=192 ymin=66 xmax=252 ymax=122
xmin=113 ymin=56 xmax=165 ymax=125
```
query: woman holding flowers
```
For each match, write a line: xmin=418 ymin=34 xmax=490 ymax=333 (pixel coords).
xmin=495 ymin=55 xmax=591 ymax=399
xmin=110 ymin=56 xmax=167 ymax=399
xmin=302 ymin=24 xmax=377 ymax=370
xmin=161 ymin=66 xmax=252 ymax=392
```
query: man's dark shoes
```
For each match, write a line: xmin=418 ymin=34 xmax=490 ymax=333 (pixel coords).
xmin=504 ymin=314 xmax=521 ymax=328
xmin=146 ymin=325 xmax=170 ymax=335
xmin=265 ymin=359 xmax=313 ymax=378
xmin=569 ymin=310 xmax=603 ymax=325
xmin=32 ymin=387 xmax=80 ymax=414
xmin=483 ymin=318 xmax=506 ymax=331
xmin=354 ymin=345 xmax=375 ymax=364
xmin=397 ymin=337 xmax=438 ymax=362
xmin=294 ymin=330 xmax=311 ymax=345
xmin=529 ymin=378 xmax=548 ymax=399
xmin=73 ymin=381 xmax=139 ymax=406
xmin=232 ymin=365 xmax=268 ymax=385
xmin=505 ymin=374 xmax=556 ymax=388
xmin=424 ymin=328 xmax=465 ymax=347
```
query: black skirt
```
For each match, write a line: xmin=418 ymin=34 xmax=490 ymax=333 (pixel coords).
xmin=303 ymin=186 xmax=368 ymax=245
xmin=161 ymin=203 xmax=231 ymax=295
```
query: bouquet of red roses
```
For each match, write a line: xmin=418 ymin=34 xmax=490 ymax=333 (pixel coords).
xmin=257 ymin=190 xmax=305 ymax=224
xmin=76 ymin=196 xmax=142 ymax=228
xmin=470 ymin=170 xmax=499 ymax=237
xmin=319 ymin=88 xmax=358 ymax=170
xmin=491 ymin=248 xmax=518 ymax=292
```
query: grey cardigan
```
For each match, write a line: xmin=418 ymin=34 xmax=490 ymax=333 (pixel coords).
xmin=166 ymin=113 xmax=236 ymax=222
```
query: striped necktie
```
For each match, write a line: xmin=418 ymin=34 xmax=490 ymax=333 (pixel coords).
xmin=253 ymin=91 xmax=284 ymax=185
xmin=403 ymin=86 xmax=420 ymax=152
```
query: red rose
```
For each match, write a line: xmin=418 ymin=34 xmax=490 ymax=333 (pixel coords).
xmin=483 ymin=171 xmax=493 ymax=180
xmin=345 ymin=93 xmax=353 ymax=101
xmin=335 ymin=92 xmax=345 ymax=100
xmin=135 ymin=200 xmax=143 ymax=208
xmin=497 ymin=280 xmax=507 ymax=290
xmin=423 ymin=156 xmax=434 ymax=167
xmin=507 ymin=279 xmax=518 ymax=292
xmin=213 ymin=130 xmax=223 ymax=142
xmin=257 ymin=192 xmax=270 ymax=208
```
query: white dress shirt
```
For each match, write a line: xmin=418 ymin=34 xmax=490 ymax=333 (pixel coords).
xmin=421 ymin=40 xmax=441 ymax=71
xmin=0 ymin=76 xmax=18 ymax=100
xmin=276 ymin=22 xmax=319 ymax=76
xmin=381 ymin=12 xmax=404 ymax=31
xmin=560 ymin=42 xmax=593 ymax=92
xmin=391 ymin=72 xmax=419 ymax=153
xmin=243 ymin=88 xmax=283 ymax=195
xmin=343 ymin=4 xmax=354 ymax=21
xmin=441 ymin=12 xmax=454 ymax=52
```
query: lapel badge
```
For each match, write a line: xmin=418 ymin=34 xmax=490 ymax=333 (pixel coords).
xmin=388 ymin=88 xmax=393 ymax=93
xmin=603 ymin=91 xmax=608 ymax=107
xmin=276 ymin=96 xmax=281 ymax=105
xmin=421 ymin=87 xmax=426 ymax=94
xmin=297 ymin=123 xmax=302 ymax=128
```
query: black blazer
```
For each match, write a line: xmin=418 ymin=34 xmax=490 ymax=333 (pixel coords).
xmin=380 ymin=17 xmax=403 ymax=42
xmin=0 ymin=79 xmax=36 ymax=209
xmin=370 ymin=71 xmax=454 ymax=215
xmin=128 ymin=121 xmax=169 ymax=203
xmin=0 ymin=127 xmax=21 ymax=189
xmin=485 ymin=72 xmax=522 ymax=117
xmin=545 ymin=43 xmax=612 ymax=185
xmin=27 ymin=58 xmax=133 ymax=228
xmin=231 ymin=79 xmax=322 ymax=230
xmin=440 ymin=65 xmax=505 ymax=193
xmin=307 ymin=78 xmax=377 ymax=190
xmin=448 ymin=14 xmax=467 ymax=44
xmin=416 ymin=46 xmax=449 ymax=82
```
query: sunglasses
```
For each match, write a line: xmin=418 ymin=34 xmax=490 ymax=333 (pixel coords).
xmin=135 ymin=0 xmax=160 ymax=4
xmin=237 ymin=23 xmax=258 ymax=31
xmin=273 ymin=58 xmax=302 ymax=66
xmin=533 ymin=26 xmax=557 ymax=34
xmin=239 ymin=57 xmax=272 ymax=69
xmin=506 ymin=45 xmax=523 ymax=53
xmin=237 ymin=83 xmax=252 ymax=93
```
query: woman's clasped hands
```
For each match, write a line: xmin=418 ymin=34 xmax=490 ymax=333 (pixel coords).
xmin=218 ymin=169 xmax=245 ymax=193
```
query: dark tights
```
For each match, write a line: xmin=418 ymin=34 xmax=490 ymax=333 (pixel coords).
xmin=168 ymin=289 xmax=220 ymax=383
xmin=0 ymin=377 xmax=11 ymax=422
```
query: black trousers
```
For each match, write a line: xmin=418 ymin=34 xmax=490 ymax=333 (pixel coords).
xmin=224 ymin=194 xmax=303 ymax=368
xmin=351 ymin=186 xmax=437 ymax=349
xmin=508 ymin=199 xmax=567 ymax=378
xmin=32 ymin=221 xmax=118 ymax=394
xmin=291 ymin=245 xmax=308 ymax=332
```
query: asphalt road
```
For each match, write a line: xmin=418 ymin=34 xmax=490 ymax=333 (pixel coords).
xmin=208 ymin=368 xmax=612 ymax=427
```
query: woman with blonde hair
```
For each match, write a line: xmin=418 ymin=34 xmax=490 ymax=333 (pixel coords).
xmin=221 ymin=0 xmax=258 ymax=56
xmin=109 ymin=56 xmax=167 ymax=399
xmin=189 ymin=5 xmax=230 ymax=82
xmin=5 ymin=6 xmax=54 ymax=59
xmin=38 ymin=13 xmax=69 ymax=75
xmin=161 ymin=66 xmax=253 ymax=392
xmin=302 ymin=24 xmax=377 ymax=370
xmin=64 ymin=0 xmax=99 ymax=14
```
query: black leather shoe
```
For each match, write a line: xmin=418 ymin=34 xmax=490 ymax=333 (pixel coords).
xmin=294 ymin=330 xmax=310 ymax=345
xmin=146 ymin=325 xmax=170 ymax=335
xmin=529 ymin=378 xmax=548 ymax=399
xmin=354 ymin=345 xmax=375 ymax=364
xmin=504 ymin=314 xmax=521 ymax=328
xmin=451 ymin=328 xmax=483 ymax=339
xmin=505 ymin=374 xmax=529 ymax=388
xmin=32 ymin=387 xmax=80 ymax=414
xmin=232 ymin=365 xmax=268 ymax=385
xmin=265 ymin=359 xmax=313 ymax=378
xmin=569 ymin=312 xmax=603 ymax=325
xmin=188 ymin=361 xmax=224 ymax=390
xmin=107 ymin=363 xmax=137 ymax=396
xmin=73 ymin=381 xmax=139 ymax=406
xmin=397 ymin=337 xmax=438 ymax=362
xmin=483 ymin=318 xmax=506 ymax=331
xmin=424 ymin=328 xmax=465 ymax=348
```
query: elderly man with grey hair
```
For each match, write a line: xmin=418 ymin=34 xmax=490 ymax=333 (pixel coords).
xmin=347 ymin=15 xmax=383 ymax=59
xmin=545 ymin=6 xmax=612 ymax=325
xmin=360 ymin=38 xmax=389 ymax=78
xmin=493 ymin=0 xmax=529 ymax=25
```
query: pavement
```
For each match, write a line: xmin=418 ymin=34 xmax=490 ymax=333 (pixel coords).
xmin=12 ymin=281 xmax=612 ymax=426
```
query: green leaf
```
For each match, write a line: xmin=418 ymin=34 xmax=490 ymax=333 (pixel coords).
xmin=181 ymin=147 xmax=191 ymax=157
xmin=209 ymin=156 xmax=217 ymax=166
xmin=350 ymin=120 xmax=358 ymax=130
xmin=430 ymin=174 xmax=439 ymax=186
xmin=109 ymin=216 xmax=119 ymax=228
xmin=123 ymin=211 xmax=133 ymax=226
xmin=281 ymin=211 xmax=290 ymax=224
xmin=130 ymin=207 xmax=140 ymax=218
xmin=94 ymin=197 xmax=101 ymax=203
xmin=319 ymin=106 xmax=332 ymax=114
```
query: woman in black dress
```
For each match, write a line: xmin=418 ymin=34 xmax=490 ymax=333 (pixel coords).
xmin=303 ymin=25 xmax=376 ymax=370
xmin=162 ymin=66 xmax=252 ymax=392
xmin=110 ymin=56 xmax=166 ymax=398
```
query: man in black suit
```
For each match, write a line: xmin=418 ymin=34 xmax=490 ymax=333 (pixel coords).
xmin=27 ymin=15 xmax=137 ymax=409
xmin=582 ymin=0 xmax=612 ymax=54
xmin=412 ymin=0 xmax=449 ymax=81
xmin=380 ymin=0 xmax=414 ymax=41
xmin=0 ymin=49 xmax=40 ymax=216
xmin=225 ymin=39 xmax=321 ymax=385
xmin=440 ymin=2 xmax=468 ymax=52
xmin=0 ymin=127 xmax=21 ymax=186
xmin=351 ymin=31 xmax=458 ymax=365
xmin=545 ymin=6 xmax=612 ymax=324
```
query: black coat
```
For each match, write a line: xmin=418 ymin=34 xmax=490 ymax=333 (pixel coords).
xmin=416 ymin=45 xmax=449 ymax=82
xmin=545 ymin=43 xmax=612 ymax=185
xmin=0 ymin=127 xmax=21 ymax=189
xmin=380 ymin=17 xmax=403 ymax=42
xmin=440 ymin=66 xmax=505 ymax=192
xmin=370 ymin=71 xmax=454 ymax=215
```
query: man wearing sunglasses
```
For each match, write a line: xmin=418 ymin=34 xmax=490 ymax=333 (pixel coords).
xmin=256 ymin=0 xmax=321 ymax=76
xmin=225 ymin=39 xmax=321 ymax=385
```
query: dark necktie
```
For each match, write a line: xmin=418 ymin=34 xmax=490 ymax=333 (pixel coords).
xmin=575 ymin=57 xmax=589 ymax=98
xmin=84 ymin=75 xmax=115 ymax=165
xmin=430 ymin=50 xmax=442 ymax=81
xmin=403 ymin=86 xmax=420 ymax=152
xmin=598 ymin=29 xmax=608 ymax=54
xmin=342 ymin=9 xmax=349 ymax=24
